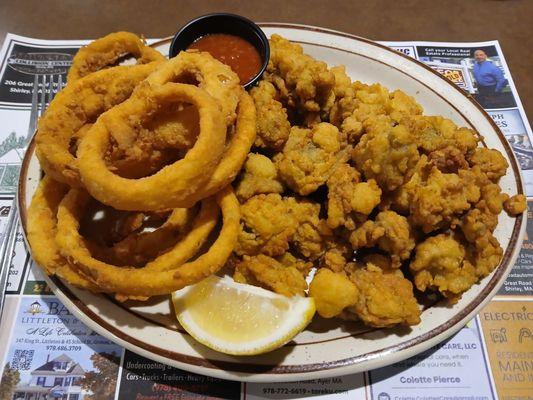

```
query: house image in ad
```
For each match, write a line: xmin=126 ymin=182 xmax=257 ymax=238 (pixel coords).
xmin=0 ymin=146 xmax=23 ymax=193
xmin=13 ymin=354 xmax=87 ymax=400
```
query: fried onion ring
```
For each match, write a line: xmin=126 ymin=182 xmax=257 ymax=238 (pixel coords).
xmin=93 ymin=199 xmax=219 ymax=269
xmin=36 ymin=62 xmax=162 ymax=188
xmin=27 ymin=176 xmax=99 ymax=291
xmin=144 ymin=198 xmax=219 ymax=271
xmin=84 ymin=206 xmax=196 ymax=267
xmin=67 ymin=31 xmax=165 ymax=83
xmin=145 ymin=51 xmax=241 ymax=126
xmin=77 ymin=83 xmax=226 ymax=210
xmin=181 ymin=90 xmax=257 ymax=206
xmin=55 ymin=186 xmax=239 ymax=296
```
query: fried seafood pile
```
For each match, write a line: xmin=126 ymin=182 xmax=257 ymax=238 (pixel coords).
xmin=28 ymin=32 xmax=256 ymax=299
xmin=232 ymin=34 xmax=526 ymax=328
xmin=28 ymin=32 xmax=525 ymax=331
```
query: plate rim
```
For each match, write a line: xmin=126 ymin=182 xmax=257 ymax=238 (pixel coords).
xmin=17 ymin=23 xmax=527 ymax=382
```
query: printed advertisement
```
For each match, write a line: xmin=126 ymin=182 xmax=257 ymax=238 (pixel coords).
xmin=0 ymin=107 xmax=29 ymax=195
xmin=0 ymin=37 xmax=82 ymax=196
xmin=368 ymin=319 xmax=495 ymax=399
xmin=416 ymin=45 xmax=514 ymax=108
xmin=0 ymin=39 xmax=79 ymax=105
xmin=5 ymin=222 xmax=32 ymax=295
xmin=0 ymin=33 xmax=532 ymax=400
xmin=244 ymin=375 xmax=367 ymax=399
xmin=0 ymin=197 xmax=13 ymax=244
xmin=118 ymin=351 xmax=241 ymax=399
xmin=479 ymin=300 xmax=533 ymax=400
xmin=498 ymin=200 xmax=533 ymax=296
xmin=0 ymin=296 xmax=123 ymax=400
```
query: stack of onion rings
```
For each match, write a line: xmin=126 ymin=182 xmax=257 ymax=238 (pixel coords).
xmin=27 ymin=33 xmax=257 ymax=300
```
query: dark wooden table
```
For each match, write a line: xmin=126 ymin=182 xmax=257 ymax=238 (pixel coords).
xmin=1 ymin=0 xmax=531 ymax=121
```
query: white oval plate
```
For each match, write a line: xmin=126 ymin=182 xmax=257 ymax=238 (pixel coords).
xmin=18 ymin=24 xmax=526 ymax=382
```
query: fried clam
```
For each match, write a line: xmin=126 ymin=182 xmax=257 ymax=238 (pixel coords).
xmin=77 ymin=82 xmax=226 ymax=210
xmin=55 ymin=186 xmax=240 ymax=297
xmin=26 ymin=176 xmax=98 ymax=290
xmin=67 ymin=31 xmax=165 ymax=83
xmin=36 ymin=62 xmax=162 ymax=188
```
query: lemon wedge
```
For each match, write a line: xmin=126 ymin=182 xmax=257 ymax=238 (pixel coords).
xmin=171 ymin=275 xmax=315 ymax=355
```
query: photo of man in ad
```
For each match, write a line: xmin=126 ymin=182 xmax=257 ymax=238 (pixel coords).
xmin=473 ymin=49 xmax=508 ymax=107
xmin=416 ymin=45 xmax=515 ymax=109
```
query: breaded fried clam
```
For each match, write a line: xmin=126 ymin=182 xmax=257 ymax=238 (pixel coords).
xmin=275 ymin=122 xmax=349 ymax=195
xmin=236 ymin=153 xmax=284 ymax=202
xmin=250 ymin=80 xmax=291 ymax=150
xmin=234 ymin=254 xmax=308 ymax=297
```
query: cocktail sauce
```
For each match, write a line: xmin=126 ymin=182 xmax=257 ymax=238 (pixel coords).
xmin=188 ymin=33 xmax=262 ymax=85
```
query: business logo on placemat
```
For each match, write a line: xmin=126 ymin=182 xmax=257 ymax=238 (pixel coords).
xmin=7 ymin=52 xmax=72 ymax=75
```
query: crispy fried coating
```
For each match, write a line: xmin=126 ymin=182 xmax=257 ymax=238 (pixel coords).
xmin=328 ymin=67 xmax=357 ymax=126
xmin=275 ymin=122 xmax=349 ymax=195
xmin=36 ymin=63 xmax=161 ymax=187
xmin=309 ymin=268 xmax=359 ymax=318
xmin=410 ymin=234 xmax=477 ymax=300
xmin=312 ymin=247 xmax=420 ymax=326
xmin=250 ymin=81 xmax=291 ymax=150
xmin=388 ymin=90 xmax=425 ymax=122
xmin=105 ymin=101 xmax=200 ymax=179
xmin=330 ymin=80 xmax=423 ymax=144
xmin=504 ymin=194 xmax=527 ymax=216
xmin=234 ymin=254 xmax=307 ymax=297
xmin=405 ymin=167 xmax=481 ymax=233
xmin=286 ymin=197 xmax=331 ymax=260
xmin=318 ymin=234 xmax=354 ymax=273
xmin=321 ymin=248 xmax=350 ymax=273
xmin=236 ymin=153 xmax=284 ymax=202
xmin=326 ymin=163 xmax=381 ymax=229
xmin=458 ymin=178 xmax=507 ymax=279
xmin=352 ymin=116 xmax=420 ymax=192
xmin=460 ymin=207 xmax=497 ymax=244
xmin=267 ymin=34 xmax=336 ymax=116
xmin=276 ymin=252 xmax=314 ymax=278
xmin=67 ymin=31 xmax=165 ymax=82
xmin=404 ymin=115 xmax=479 ymax=154
xmin=236 ymin=194 xmax=297 ymax=257
xmin=428 ymin=145 xmax=469 ymax=173
xmin=346 ymin=263 xmax=421 ymax=327
xmin=349 ymin=211 xmax=415 ymax=267
xmin=468 ymin=233 xmax=503 ymax=279
xmin=236 ymin=193 xmax=331 ymax=259
xmin=468 ymin=147 xmax=508 ymax=182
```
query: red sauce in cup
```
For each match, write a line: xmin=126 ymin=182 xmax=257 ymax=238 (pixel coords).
xmin=188 ymin=33 xmax=262 ymax=85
